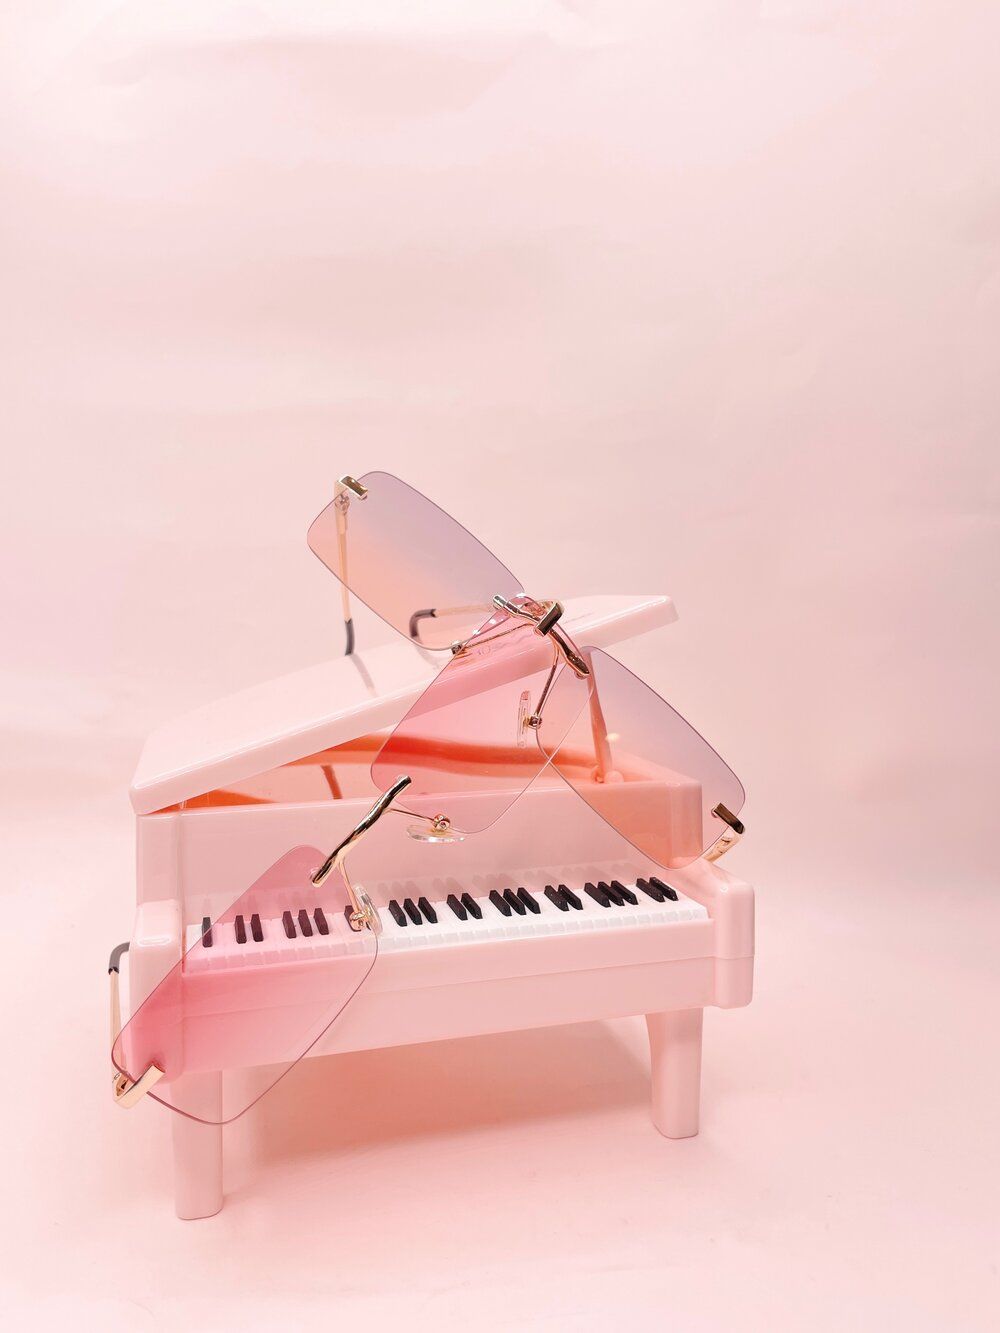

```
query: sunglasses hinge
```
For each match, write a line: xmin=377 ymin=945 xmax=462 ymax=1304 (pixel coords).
xmin=536 ymin=600 xmax=564 ymax=635
xmin=703 ymin=804 xmax=746 ymax=862
xmin=338 ymin=475 xmax=368 ymax=500
xmin=712 ymin=803 xmax=745 ymax=836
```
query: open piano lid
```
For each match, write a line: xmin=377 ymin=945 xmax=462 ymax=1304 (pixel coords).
xmin=131 ymin=593 xmax=677 ymax=815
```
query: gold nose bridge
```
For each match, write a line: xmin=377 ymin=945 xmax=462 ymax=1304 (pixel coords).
xmin=311 ymin=775 xmax=413 ymax=936
xmin=482 ymin=594 xmax=592 ymax=738
xmin=490 ymin=595 xmax=590 ymax=679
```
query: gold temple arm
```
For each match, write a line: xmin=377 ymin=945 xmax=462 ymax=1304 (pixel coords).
xmin=335 ymin=475 xmax=368 ymax=656
xmin=408 ymin=602 xmax=492 ymax=643
xmin=109 ymin=944 xmax=165 ymax=1108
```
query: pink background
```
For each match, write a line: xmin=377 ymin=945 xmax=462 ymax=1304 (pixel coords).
xmin=1 ymin=4 xmax=997 ymax=1329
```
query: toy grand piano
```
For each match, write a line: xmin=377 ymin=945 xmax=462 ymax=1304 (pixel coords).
xmin=109 ymin=593 xmax=754 ymax=1219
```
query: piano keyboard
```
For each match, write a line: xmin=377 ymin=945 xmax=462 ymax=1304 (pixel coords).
xmin=183 ymin=866 xmax=707 ymax=970
xmin=376 ymin=872 xmax=704 ymax=951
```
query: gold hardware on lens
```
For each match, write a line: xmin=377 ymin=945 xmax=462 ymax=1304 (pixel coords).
xmin=704 ymin=803 xmax=745 ymax=861
xmin=113 ymin=1064 xmax=165 ymax=1107
xmin=405 ymin=812 xmax=464 ymax=843
xmin=109 ymin=949 xmax=164 ymax=1108
xmin=338 ymin=475 xmax=368 ymax=499
xmin=536 ymin=601 xmax=564 ymax=635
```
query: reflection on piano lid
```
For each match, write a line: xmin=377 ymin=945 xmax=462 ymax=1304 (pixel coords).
xmin=130 ymin=594 xmax=676 ymax=815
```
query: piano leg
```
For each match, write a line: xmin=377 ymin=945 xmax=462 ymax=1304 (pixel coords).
xmin=645 ymin=1008 xmax=703 ymax=1139
xmin=171 ymin=1072 xmax=223 ymax=1220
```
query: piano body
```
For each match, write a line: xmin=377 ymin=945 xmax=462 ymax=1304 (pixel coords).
xmin=117 ymin=594 xmax=754 ymax=1219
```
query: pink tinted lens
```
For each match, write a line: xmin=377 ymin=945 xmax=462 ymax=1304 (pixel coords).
xmin=308 ymin=471 xmax=522 ymax=649
xmin=111 ymin=847 xmax=376 ymax=1124
xmin=538 ymin=648 xmax=745 ymax=870
xmin=372 ymin=610 xmax=592 ymax=831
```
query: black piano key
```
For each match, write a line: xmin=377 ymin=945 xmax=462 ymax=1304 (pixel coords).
xmin=489 ymin=889 xmax=512 ymax=917
xmin=234 ymin=914 xmax=247 ymax=944
xmin=313 ymin=907 xmax=329 ymax=936
xmin=544 ymin=885 xmax=570 ymax=911
xmin=557 ymin=883 xmax=583 ymax=910
xmin=403 ymin=897 xmax=422 ymax=925
xmin=250 ymin=912 xmax=263 ymax=942
xmin=417 ymin=895 xmax=438 ymax=924
xmin=388 ymin=899 xmax=407 ymax=927
xmin=649 ymin=875 xmax=678 ymax=901
xmin=585 ymin=881 xmax=611 ymax=907
xmin=282 ymin=909 xmax=296 ymax=939
xmin=201 ymin=916 xmax=213 ymax=948
xmin=599 ymin=879 xmax=624 ymax=906
xmin=502 ymin=887 xmax=526 ymax=915
xmin=461 ymin=892 xmax=482 ymax=920
xmin=610 ymin=879 xmax=639 ymax=905
xmin=447 ymin=893 xmax=468 ymax=921
xmin=297 ymin=908 xmax=313 ymax=937
xmin=635 ymin=877 xmax=664 ymax=902
xmin=517 ymin=887 xmax=540 ymax=914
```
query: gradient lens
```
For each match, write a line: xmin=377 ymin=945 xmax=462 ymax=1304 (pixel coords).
xmin=308 ymin=471 xmax=523 ymax=649
xmin=371 ymin=609 xmax=592 ymax=831
xmin=537 ymin=648 xmax=745 ymax=869
xmin=111 ymin=846 xmax=376 ymax=1124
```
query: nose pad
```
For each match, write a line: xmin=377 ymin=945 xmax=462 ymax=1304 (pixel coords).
xmin=516 ymin=690 xmax=532 ymax=746
xmin=406 ymin=814 xmax=465 ymax=844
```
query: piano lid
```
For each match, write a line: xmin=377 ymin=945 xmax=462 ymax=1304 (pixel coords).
xmin=130 ymin=593 xmax=677 ymax=815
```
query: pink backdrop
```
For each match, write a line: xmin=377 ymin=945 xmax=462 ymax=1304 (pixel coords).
xmin=2 ymin=4 xmax=997 ymax=1330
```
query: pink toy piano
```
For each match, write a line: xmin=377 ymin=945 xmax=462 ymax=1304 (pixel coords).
xmin=110 ymin=592 xmax=754 ymax=1219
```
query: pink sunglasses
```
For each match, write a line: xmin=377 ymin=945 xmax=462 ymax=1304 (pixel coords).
xmin=308 ymin=472 xmax=746 ymax=876
xmin=110 ymin=473 xmax=746 ymax=1122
